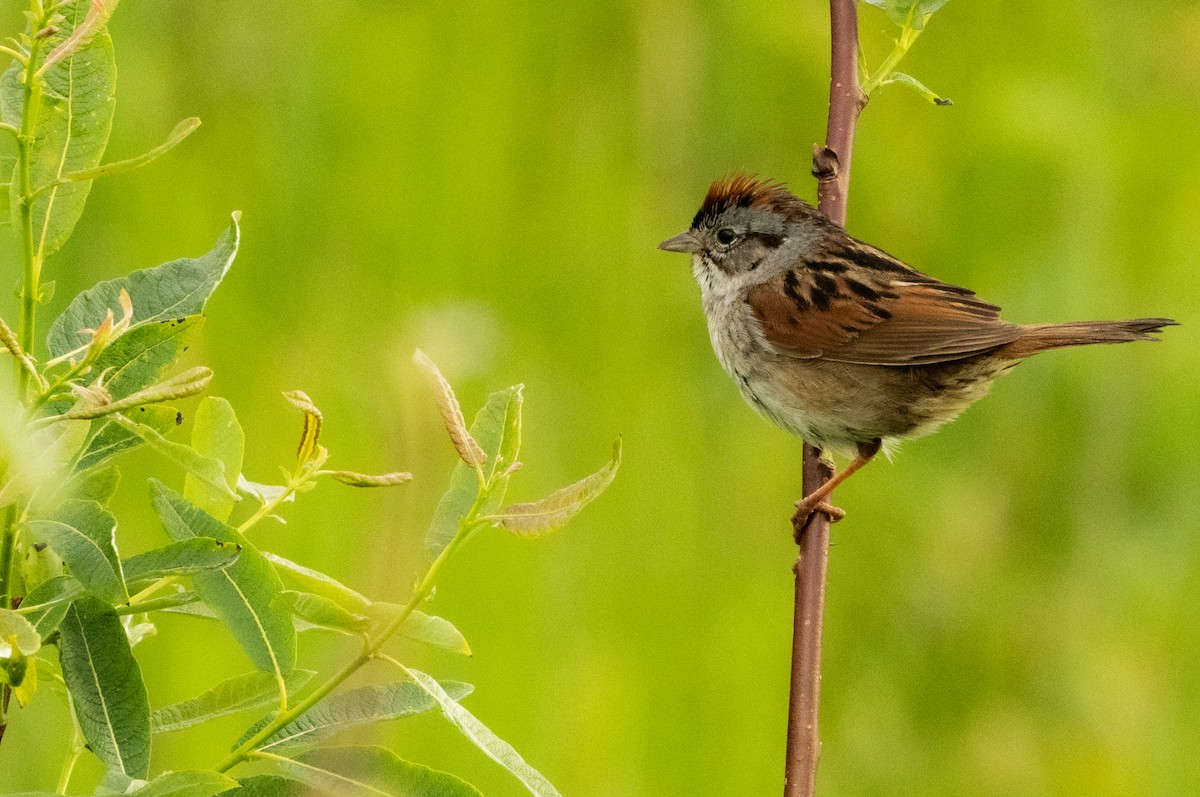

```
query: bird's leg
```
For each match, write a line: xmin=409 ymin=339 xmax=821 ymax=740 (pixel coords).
xmin=792 ymin=438 xmax=882 ymax=529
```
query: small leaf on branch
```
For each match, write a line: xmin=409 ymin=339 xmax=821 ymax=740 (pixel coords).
xmin=493 ymin=438 xmax=621 ymax=537
xmin=322 ymin=470 xmax=412 ymax=488
xmin=122 ymin=538 xmax=241 ymax=584
xmin=281 ymin=590 xmax=368 ymax=633
xmin=878 ymin=71 xmax=952 ymax=105
xmin=281 ymin=746 xmax=482 ymax=797
xmin=863 ymin=0 xmax=949 ymax=30
xmin=0 ymin=607 xmax=42 ymax=657
xmin=36 ymin=0 xmax=119 ymax=76
xmin=404 ymin=668 xmax=562 ymax=797
xmin=151 ymin=669 xmax=316 ymax=734
xmin=54 ymin=366 xmax=213 ymax=421
xmin=243 ymin=680 xmax=473 ymax=753
xmin=50 ymin=116 xmax=201 ymax=188
xmin=19 ymin=575 xmax=84 ymax=641
xmin=413 ymin=349 xmax=486 ymax=467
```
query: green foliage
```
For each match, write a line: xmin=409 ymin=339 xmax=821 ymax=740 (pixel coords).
xmin=0 ymin=3 xmax=619 ymax=793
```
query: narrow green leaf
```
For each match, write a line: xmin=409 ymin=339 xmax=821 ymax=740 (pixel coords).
xmin=123 ymin=538 xmax=241 ymax=584
xmin=59 ymin=596 xmax=151 ymax=778
xmin=878 ymin=70 xmax=952 ymax=105
xmin=149 ymin=481 xmax=296 ymax=678
xmin=366 ymin=604 xmax=471 ymax=655
xmin=495 ymin=438 xmax=621 ymax=537
xmin=281 ymin=591 xmax=368 ymax=634
xmin=26 ymin=499 xmax=126 ymax=602
xmin=117 ymin=416 xmax=235 ymax=502
xmin=19 ymin=575 xmax=84 ymax=641
xmin=425 ymin=385 xmax=523 ymax=556
xmin=282 ymin=746 xmax=482 ymax=797
xmin=263 ymin=553 xmax=370 ymax=614
xmin=185 ymin=397 xmax=244 ymax=521
xmin=57 ymin=116 xmax=200 ymax=185
xmin=76 ymin=405 xmax=181 ymax=471
xmin=46 ymin=214 xmax=240 ymax=358
xmin=0 ymin=0 xmax=116 ymax=256
xmin=152 ymin=670 xmax=316 ymax=734
xmin=246 ymin=680 xmax=473 ymax=753
xmin=216 ymin=775 xmax=310 ymax=797
xmin=125 ymin=770 xmax=240 ymax=797
xmin=407 ymin=668 xmax=561 ymax=797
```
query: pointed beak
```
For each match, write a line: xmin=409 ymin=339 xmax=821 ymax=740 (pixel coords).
xmin=658 ymin=231 xmax=699 ymax=253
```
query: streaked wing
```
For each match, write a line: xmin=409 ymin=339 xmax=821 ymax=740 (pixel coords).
xmin=746 ymin=240 xmax=1022 ymax=366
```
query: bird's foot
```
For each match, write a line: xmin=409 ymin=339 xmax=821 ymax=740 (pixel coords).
xmin=792 ymin=496 xmax=845 ymax=539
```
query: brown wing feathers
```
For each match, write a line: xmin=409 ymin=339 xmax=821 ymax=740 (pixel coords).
xmin=748 ymin=240 xmax=1023 ymax=366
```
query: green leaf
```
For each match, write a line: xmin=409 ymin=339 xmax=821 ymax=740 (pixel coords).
xmin=216 ymin=775 xmax=310 ymax=797
xmin=46 ymin=214 xmax=240 ymax=358
xmin=66 ymin=462 xmax=121 ymax=505
xmin=263 ymin=553 xmax=371 ymax=614
xmin=407 ymin=668 xmax=561 ymax=797
xmin=57 ymin=116 xmax=200 ymax=185
xmin=862 ymin=0 xmax=949 ymax=30
xmin=152 ymin=670 xmax=316 ymax=734
xmin=185 ymin=397 xmax=244 ymax=521
xmin=125 ymin=770 xmax=240 ymax=797
xmin=425 ymin=385 xmax=523 ymax=556
xmin=878 ymin=71 xmax=952 ymax=105
xmin=20 ymin=575 xmax=84 ymax=641
xmin=494 ymin=438 xmax=621 ymax=537
xmin=123 ymin=538 xmax=241 ymax=584
xmin=281 ymin=746 xmax=482 ymax=797
xmin=245 ymin=680 xmax=473 ymax=753
xmin=76 ymin=405 xmax=181 ymax=471
xmin=281 ymin=591 xmax=368 ymax=634
xmin=149 ymin=481 xmax=296 ymax=679
xmin=366 ymin=604 xmax=471 ymax=655
xmin=59 ymin=596 xmax=151 ymax=778
xmin=0 ymin=608 xmax=42 ymax=657
xmin=26 ymin=499 xmax=126 ymax=602
xmin=0 ymin=0 xmax=116 ymax=256
xmin=116 ymin=416 xmax=236 ymax=502
xmin=89 ymin=316 xmax=203 ymax=401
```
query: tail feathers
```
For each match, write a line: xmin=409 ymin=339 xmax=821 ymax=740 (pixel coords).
xmin=1005 ymin=317 xmax=1178 ymax=358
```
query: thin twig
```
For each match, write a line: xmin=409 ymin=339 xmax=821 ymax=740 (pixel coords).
xmin=784 ymin=1 xmax=864 ymax=795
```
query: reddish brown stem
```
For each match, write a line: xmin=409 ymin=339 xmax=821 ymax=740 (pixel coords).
xmin=784 ymin=1 xmax=864 ymax=795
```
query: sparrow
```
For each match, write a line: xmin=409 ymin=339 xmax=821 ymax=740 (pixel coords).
xmin=659 ymin=175 xmax=1177 ymax=524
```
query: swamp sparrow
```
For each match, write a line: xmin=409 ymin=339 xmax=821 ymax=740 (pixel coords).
xmin=659 ymin=175 xmax=1177 ymax=523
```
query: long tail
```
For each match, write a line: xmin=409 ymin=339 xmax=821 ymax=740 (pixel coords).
xmin=1003 ymin=318 xmax=1178 ymax=358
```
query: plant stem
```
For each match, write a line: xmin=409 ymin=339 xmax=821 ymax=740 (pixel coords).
xmin=214 ymin=511 xmax=481 ymax=773
xmin=785 ymin=1 xmax=863 ymax=795
xmin=55 ymin=719 xmax=84 ymax=795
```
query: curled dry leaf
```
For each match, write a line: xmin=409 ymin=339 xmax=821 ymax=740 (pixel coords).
xmin=412 ymin=349 xmax=486 ymax=467
xmin=283 ymin=390 xmax=323 ymax=465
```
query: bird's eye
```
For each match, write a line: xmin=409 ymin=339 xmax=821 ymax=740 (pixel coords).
xmin=715 ymin=228 xmax=737 ymax=245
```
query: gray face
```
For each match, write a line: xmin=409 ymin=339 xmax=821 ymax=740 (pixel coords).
xmin=691 ymin=206 xmax=789 ymax=277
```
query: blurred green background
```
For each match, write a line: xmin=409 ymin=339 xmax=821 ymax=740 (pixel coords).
xmin=1 ymin=0 xmax=1198 ymax=794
